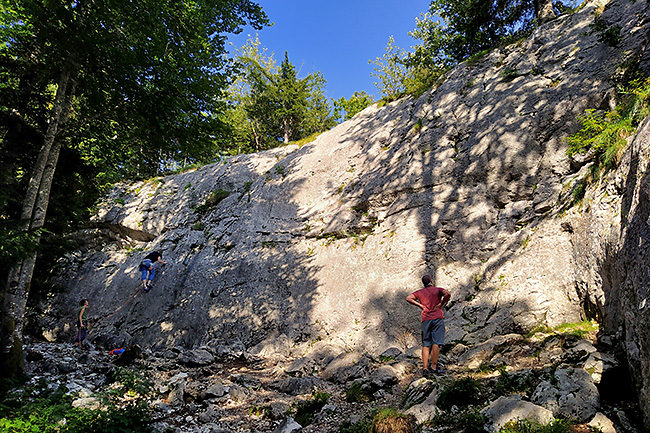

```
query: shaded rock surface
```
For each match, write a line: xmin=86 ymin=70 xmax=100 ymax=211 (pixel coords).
xmin=15 ymin=326 xmax=642 ymax=433
xmin=35 ymin=0 xmax=650 ymax=427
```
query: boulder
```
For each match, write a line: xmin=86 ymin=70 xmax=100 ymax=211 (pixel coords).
xmin=588 ymin=412 xmax=618 ymax=433
xmin=483 ymin=395 xmax=554 ymax=432
xmin=273 ymin=417 xmax=302 ymax=433
xmin=561 ymin=339 xmax=597 ymax=364
xmin=197 ymin=405 xmax=221 ymax=424
xmin=71 ymin=397 xmax=101 ymax=410
xmin=380 ymin=347 xmax=403 ymax=359
xmin=456 ymin=334 xmax=524 ymax=369
xmin=200 ymin=382 xmax=229 ymax=400
xmin=285 ymin=356 xmax=317 ymax=377
xmin=228 ymin=384 xmax=250 ymax=402
xmin=179 ymin=348 xmax=214 ymax=366
xmin=583 ymin=351 xmax=618 ymax=384
xmin=405 ymin=386 xmax=440 ymax=424
xmin=369 ymin=365 xmax=400 ymax=388
xmin=274 ymin=376 xmax=323 ymax=395
xmin=321 ymin=353 xmax=371 ymax=384
xmin=402 ymin=377 xmax=437 ymax=410
xmin=531 ymin=367 xmax=600 ymax=422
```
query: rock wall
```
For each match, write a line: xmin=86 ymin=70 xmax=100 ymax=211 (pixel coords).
xmin=611 ymin=118 xmax=650 ymax=428
xmin=41 ymin=0 xmax=650 ymax=427
xmin=569 ymin=114 xmax=650 ymax=427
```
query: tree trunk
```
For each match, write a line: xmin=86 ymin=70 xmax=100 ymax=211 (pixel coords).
xmin=283 ymin=117 xmax=290 ymax=144
xmin=250 ymin=119 xmax=261 ymax=151
xmin=0 ymin=68 xmax=75 ymax=378
xmin=535 ymin=0 xmax=556 ymax=23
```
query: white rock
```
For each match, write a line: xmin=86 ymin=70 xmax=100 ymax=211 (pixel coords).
xmin=588 ymin=412 xmax=617 ymax=433
xmin=483 ymin=395 xmax=554 ymax=432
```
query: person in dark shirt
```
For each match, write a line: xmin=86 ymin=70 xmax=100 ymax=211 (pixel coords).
xmin=406 ymin=274 xmax=451 ymax=377
xmin=139 ymin=250 xmax=167 ymax=291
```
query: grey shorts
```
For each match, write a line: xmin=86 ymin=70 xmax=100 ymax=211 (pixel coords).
xmin=421 ymin=319 xmax=445 ymax=347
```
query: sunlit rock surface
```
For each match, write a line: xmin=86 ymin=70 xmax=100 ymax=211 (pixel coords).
xmin=44 ymin=0 xmax=650 ymax=426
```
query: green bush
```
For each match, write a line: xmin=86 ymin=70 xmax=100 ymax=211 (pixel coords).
xmin=460 ymin=407 xmax=489 ymax=433
xmin=370 ymin=408 xmax=417 ymax=433
xmin=0 ymin=369 xmax=154 ymax=433
xmin=436 ymin=376 xmax=482 ymax=411
xmin=567 ymin=79 xmax=650 ymax=172
xmin=345 ymin=382 xmax=372 ymax=403
xmin=494 ymin=368 xmax=538 ymax=397
xmin=428 ymin=406 xmax=488 ymax=433
xmin=194 ymin=188 xmax=231 ymax=214
xmin=498 ymin=418 xmax=572 ymax=433
xmin=289 ymin=389 xmax=330 ymax=426
xmin=590 ymin=19 xmax=621 ymax=47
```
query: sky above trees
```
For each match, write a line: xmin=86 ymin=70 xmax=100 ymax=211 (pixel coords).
xmin=227 ymin=0 xmax=431 ymax=101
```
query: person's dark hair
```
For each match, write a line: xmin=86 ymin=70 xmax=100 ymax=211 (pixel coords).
xmin=79 ymin=299 xmax=88 ymax=306
xmin=422 ymin=275 xmax=433 ymax=287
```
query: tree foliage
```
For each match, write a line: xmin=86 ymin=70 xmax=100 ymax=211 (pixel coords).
xmin=333 ymin=91 xmax=375 ymax=121
xmin=370 ymin=36 xmax=410 ymax=100
xmin=370 ymin=15 xmax=451 ymax=100
xmin=430 ymin=0 xmax=538 ymax=63
xmin=371 ymin=0 xmax=580 ymax=99
xmin=227 ymin=36 xmax=335 ymax=152
xmin=0 ymin=0 xmax=268 ymax=378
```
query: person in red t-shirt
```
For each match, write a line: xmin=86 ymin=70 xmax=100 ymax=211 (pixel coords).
xmin=406 ymin=275 xmax=451 ymax=377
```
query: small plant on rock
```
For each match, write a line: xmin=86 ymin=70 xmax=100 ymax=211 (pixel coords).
xmin=370 ymin=408 xmax=417 ymax=433
xmin=345 ymin=381 xmax=372 ymax=403
xmin=498 ymin=418 xmax=572 ymax=433
xmin=340 ymin=417 xmax=373 ymax=433
xmin=437 ymin=376 xmax=483 ymax=411
xmin=289 ymin=389 xmax=330 ymax=426
xmin=194 ymin=188 xmax=231 ymax=215
xmin=275 ymin=164 xmax=286 ymax=178
xmin=501 ymin=67 xmax=519 ymax=82
xmin=248 ymin=404 xmax=272 ymax=418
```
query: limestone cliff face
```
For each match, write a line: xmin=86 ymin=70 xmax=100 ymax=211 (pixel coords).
xmin=568 ymin=115 xmax=650 ymax=426
xmin=43 ymin=0 xmax=650 ymax=425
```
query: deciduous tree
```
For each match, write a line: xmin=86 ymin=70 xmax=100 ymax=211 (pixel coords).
xmin=0 ymin=0 xmax=267 ymax=378
xmin=333 ymin=91 xmax=375 ymax=121
xmin=228 ymin=37 xmax=335 ymax=150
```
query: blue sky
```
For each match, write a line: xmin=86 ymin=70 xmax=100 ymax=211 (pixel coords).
xmin=228 ymin=0 xmax=431 ymax=101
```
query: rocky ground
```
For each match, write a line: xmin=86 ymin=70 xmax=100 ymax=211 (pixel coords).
xmin=5 ymin=323 xmax=644 ymax=433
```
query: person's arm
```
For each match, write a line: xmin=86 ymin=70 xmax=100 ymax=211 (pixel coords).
xmin=441 ymin=288 xmax=451 ymax=307
xmin=433 ymin=288 xmax=451 ymax=311
xmin=157 ymin=256 xmax=167 ymax=265
xmin=406 ymin=293 xmax=428 ymax=312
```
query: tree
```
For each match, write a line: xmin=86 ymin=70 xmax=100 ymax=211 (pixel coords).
xmin=275 ymin=52 xmax=310 ymax=144
xmin=370 ymin=36 xmax=410 ymax=100
xmin=0 ymin=0 xmax=267 ymax=378
xmin=370 ymin=0 xmax=579 ymax=99
xmin=427 ymin=0 xmax=583 ymax=63
xmin=228 ymin=37 xmax=335 ymax=150
xmin=333 ymin=91 xmax=375 ymax=121
xmin=371 ymin=14 xmax=452 ymax=100
xmin=430 ymin=0 xmax=536 ymax=63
